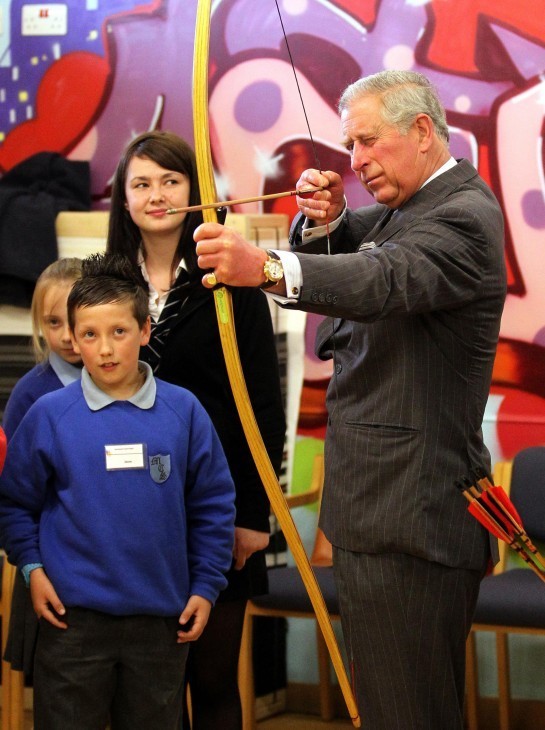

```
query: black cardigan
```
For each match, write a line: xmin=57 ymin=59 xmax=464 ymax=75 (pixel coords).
xmin=142 ymin=284 xmax=286 ymax=534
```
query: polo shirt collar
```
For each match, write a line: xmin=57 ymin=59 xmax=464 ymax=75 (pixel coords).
xmin=49 ymin=352 xmax=82 ymax=387
xmin=81 ymin=361 xmax=156 ymax=411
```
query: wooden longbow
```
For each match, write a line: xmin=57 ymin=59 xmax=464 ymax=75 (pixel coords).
xmin=192 ymin=1 xmax=360 ymax=726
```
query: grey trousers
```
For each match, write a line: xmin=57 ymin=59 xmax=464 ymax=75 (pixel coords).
xmin=333 ymin=549 xmax=483 ymax=730
xmin=33 ymin=607 xmax=189 ymax=730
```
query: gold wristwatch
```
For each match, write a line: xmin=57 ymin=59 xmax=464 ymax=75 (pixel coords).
xmin=262 ymin=250 xmax=284 ymax=288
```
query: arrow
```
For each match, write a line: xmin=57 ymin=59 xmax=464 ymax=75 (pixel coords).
xmin=166 ymin=186 xmax=323 ymax=215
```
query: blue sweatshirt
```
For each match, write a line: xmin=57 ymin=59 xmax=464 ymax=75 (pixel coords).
xmin=0 ymin=365 xmax=236 ymax=616
xmin=2 ymin=353 xmax=81 ymax=439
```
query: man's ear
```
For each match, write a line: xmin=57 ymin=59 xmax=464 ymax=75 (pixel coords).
xmin=415 ymin=113 xmax=434 ymax=150
xmin=140 ymin=315 xmax=151 ymax=347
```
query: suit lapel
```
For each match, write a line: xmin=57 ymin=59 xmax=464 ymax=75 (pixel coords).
xmin=356 ymin=208 xmax=395 ymax=250
xmin=373 ymin=159 xmax=478 ymax=245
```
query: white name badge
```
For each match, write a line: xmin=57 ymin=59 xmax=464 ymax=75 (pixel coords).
xmin=105 ymin=444 xmax=147 ymax=471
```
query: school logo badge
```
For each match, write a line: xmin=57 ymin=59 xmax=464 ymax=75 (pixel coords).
xmin=149 ymin=454 xmax=171 ymax=484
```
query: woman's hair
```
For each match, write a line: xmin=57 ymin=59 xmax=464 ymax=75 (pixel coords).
xmin=106 ymin=131 xmax=204 ymax=279
xmin=68 ymin=253 xmax=149 ymax=332
xmin=338 ymin=70 xmax=450 ymax=144
xmin=31 ymin=257 xmax=83 ymax=362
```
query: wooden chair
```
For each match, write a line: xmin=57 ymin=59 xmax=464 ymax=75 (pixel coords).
xmin=238 ymin=453 xmax=342 ymax=729
xmin=465 ymin=447 xmax=545 ymax=730
xmin=1 ymin=558 xmax=25 ymax=730
xmin=0 ymin=427 xmax=25 ymax=730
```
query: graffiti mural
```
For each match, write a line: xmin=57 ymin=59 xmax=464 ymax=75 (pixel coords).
xmin=1 ymin=0 xmax=544 ymax=461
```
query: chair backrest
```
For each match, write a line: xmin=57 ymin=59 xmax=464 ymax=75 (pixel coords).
xmin=284 ymin=453 xmax=333 ymax=566
xmin=509 ymin=446 xmax=545 ymax=542
xmin=304 ymin=454 xmax=333 ymax=568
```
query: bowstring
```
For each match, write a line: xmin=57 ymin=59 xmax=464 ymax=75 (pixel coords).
xmin=273 ymin=0 xmax=338 ymax=393
xmin=273 ymin=1 xmax=332 ymax=245
xmin=273 ymin=0 xmax=347 ymax=689
xmin=273 ymin=0 xmax=322 ymax=175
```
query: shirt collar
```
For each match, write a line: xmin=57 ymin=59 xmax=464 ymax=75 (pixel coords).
xmin=421 ymin=156 xmax=457 ymax=188
xmin=49 ymin=352 xmax=82 ymax=386
xmin=81 ymin=361 xmax=156 ymax=411
xmin=138 ymin=251 xmax=185 ymax=283
xmin=138 ymin=252 xmax=186 ymax=320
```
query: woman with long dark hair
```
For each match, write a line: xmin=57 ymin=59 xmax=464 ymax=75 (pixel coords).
xmin=107 ymin=131 xmax=286 ymax=729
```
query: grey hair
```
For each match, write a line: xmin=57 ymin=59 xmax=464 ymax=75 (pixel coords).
xmin=338 ymin=70 xmax=449 ymax=144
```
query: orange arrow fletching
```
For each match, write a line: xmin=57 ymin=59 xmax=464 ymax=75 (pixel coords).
xmin=491 ymin=485 xmax=523 ymax=524
xmin=480 ymin=491 xmax=517 ymax=537
xmin=468 ymin=501 xmax=508 ymax=542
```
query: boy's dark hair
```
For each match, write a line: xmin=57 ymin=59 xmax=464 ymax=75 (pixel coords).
xmin=67 ymin=253 xmax=149 ymax=332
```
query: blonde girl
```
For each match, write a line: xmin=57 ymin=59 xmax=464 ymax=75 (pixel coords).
xmin=4 ymin=257 xmax=83 ymax=440
xmin=2 ymin=256 xmax=82 ymax=677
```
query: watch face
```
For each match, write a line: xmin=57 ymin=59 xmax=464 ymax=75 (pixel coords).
xmin=265 ymin=258 xmax=283 ymax=281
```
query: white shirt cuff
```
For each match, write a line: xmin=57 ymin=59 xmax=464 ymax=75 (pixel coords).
xmin=300 ymin=197 xmax=347 ymax=242
xmin=266 ymin=200 xmax=347 ymax=303
xmin=266 ymin=250 xmax=302 ymax=303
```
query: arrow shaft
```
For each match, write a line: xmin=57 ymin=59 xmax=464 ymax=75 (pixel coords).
xmin=166 ymin=186 xmax=323 ymax=215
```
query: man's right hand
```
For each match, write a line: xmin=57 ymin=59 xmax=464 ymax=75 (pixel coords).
xmin=295 ymin=169 xmax=345 ymax=224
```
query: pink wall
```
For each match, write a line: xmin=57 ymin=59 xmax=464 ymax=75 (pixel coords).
xmin=2 ymin=0 xmax=545 ymax=463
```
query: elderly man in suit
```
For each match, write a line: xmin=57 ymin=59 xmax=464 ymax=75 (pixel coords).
xmin=195 ymin=69 xmax=506 ymax=729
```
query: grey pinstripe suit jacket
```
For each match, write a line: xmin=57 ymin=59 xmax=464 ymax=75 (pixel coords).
xmin=290 ymin=159 xmax=506 ymax=571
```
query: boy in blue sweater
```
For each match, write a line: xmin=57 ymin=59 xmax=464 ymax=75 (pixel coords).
xmin=0 ymin=253 xmax=236 ymax=730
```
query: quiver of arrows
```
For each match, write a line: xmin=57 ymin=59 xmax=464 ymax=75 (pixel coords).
xmin=456 ymin=468 xmax=545 ymax=583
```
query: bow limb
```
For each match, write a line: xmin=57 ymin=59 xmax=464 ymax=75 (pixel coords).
xmin=192 ymin=2 xmax=360 ymax=726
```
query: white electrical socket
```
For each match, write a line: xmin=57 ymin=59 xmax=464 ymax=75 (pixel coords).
xmin=22 ymin=4 xmax=68 ymax=36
